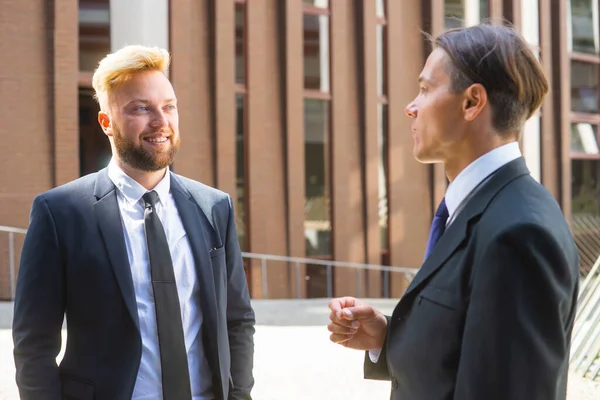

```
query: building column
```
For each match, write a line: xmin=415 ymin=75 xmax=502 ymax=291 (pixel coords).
xmin=387 ymin=0 xmax=431 ymax=297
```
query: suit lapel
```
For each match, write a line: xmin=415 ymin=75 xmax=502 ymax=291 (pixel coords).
xmin=402 ymin=157 xmax=531 ymax=298
xmin=170 ymin=175 xmax=222 ymax=390
xmin=93 ymin=169 xmax=140 ymax=332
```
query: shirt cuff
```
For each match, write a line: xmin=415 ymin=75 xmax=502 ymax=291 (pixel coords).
xmin=368 ymin=348 xmax=382 ymax=363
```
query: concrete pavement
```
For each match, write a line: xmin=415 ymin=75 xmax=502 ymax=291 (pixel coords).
xmin=1 ymin=299 xmax=598 ymax=399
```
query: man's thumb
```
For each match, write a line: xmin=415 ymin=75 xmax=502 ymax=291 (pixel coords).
xmin=341 ymin=305 xmax=373 ymax=320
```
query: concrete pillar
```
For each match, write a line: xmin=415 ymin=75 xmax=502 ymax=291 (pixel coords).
xmin=110 ymin=0 xmax=169 ymax=52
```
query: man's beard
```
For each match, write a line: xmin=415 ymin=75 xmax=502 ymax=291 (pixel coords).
xmin=112 ymin=126 xmax=180 ymax=172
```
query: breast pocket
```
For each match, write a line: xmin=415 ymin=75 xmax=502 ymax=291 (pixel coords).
xmin=61 ymin=376 xmax=94 ymax=400
xmin=418 ymin=286 xmax=461 ymax=311
xmin=209 ymin=245 xmax=225 ymax=259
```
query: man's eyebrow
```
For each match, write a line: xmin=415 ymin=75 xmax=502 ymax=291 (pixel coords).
xmin=418 ymin=76 xmax=433 ymax=85
xmin=125 ymin=98 xmax=178 ymax=105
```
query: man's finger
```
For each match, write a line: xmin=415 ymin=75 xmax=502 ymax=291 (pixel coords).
xmin=329 ymin=311 xmax=360 ymax=329
xmin=328 ymin=296 xmax=359 ymax=314
xmin=327 ymin=321 xmax=358 ymax=335
xmin=341 ymin=304 xmax=376 ymax=320
xmin=329 ymin=333 xmax=353 ymax=344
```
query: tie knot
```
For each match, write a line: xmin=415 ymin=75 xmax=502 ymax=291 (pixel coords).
xmin=142 ymin=190 xmax=160 ymax=209
xmin=435 ymin=198 xmax=449 ymax=219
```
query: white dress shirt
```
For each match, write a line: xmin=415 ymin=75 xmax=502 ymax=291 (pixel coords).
xmin=108 ymin=161 xmax=213 ymax=400
xmin=368 ymin=142 xmax=523 ymax=363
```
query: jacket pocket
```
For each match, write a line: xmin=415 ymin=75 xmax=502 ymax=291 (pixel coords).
xmin=210 ymin=245 xmax=225 ymax=258
xmin=418 ymin=286 xmax=461 ymax=311
xmin=62 ymin=376 xmax=94 ymax=400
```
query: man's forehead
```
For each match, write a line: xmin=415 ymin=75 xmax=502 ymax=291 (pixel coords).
xmin=419 ymin=48 xmax=450 ymax=83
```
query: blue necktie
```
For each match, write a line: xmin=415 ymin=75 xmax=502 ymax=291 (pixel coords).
xmin=424 ymin=198 xmax=449 ymax=260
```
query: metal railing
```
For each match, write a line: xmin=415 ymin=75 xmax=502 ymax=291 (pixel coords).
xmin=241 ymin=252 xmax=418 ymax=299
xmin=0 ymin=225 xmax=417 ymax=301
xmin=570 ymin=255 xmax=600 ymax=381
xmin=0 ymin=225 xmax=27 ymax=300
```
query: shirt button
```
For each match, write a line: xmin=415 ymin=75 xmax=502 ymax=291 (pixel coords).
xmin=391 ymin=377 xmax=398 ymax=390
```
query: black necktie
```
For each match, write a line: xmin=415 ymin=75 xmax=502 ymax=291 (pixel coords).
xmin=424 ymin=198 xmax=449 ymax=260
xmin=143 ymin=191 xmax=192 ymax=400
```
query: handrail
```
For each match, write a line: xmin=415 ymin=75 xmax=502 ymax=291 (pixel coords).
xmin=0 ymin=225 xmax=27 ymax=234
xmin=241 ymin=252 xmax=418 ymax=299
xmin=0 ymin=225 xmax=27 ymax=299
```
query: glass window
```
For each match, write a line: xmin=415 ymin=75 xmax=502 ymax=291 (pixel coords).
xmin=521 ymin=0 xmax=539 ymax=46
xmin=303 ymin=0 xmax=329 ymax=8
xmin=571 ymin=61 xmax=599 ymax=114
xmin=235 ymin=3 xmax=245 ymax=85
xmin=303 ymin=14 xmax=330 ymax=92
xmin=572 ymin=159 xmax=600 ymax=216
xmin=571 ymin=123 xmax=600 ymax=154
xmin=571 ymin=159 xmax=600 ymax=271
xmin=376 ymin=24 xmax=387 ymax=97
xmin=236 ymin=94 xmax=246 ymax=251
xmin=378 ymin=104 xmax=388 ymax=250
xmin=444 ymin=0 xmax=489 ymax=29
xmin=79 ymin=0 xmax=110 ymax=72
xmin=569 ymin=0 xmax=600 ymax=55
xmin=304 ymin=99 xmax=331 ymax=257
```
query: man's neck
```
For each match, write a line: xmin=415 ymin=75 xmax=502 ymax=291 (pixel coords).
xmin=444 ymin=135 xmax=516 ymax=182
xmin=114 ymin=160 xmax=167 ymax=191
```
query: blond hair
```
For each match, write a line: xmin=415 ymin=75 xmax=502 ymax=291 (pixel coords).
xmin=92 ymin=45 xmax=171 ymax=110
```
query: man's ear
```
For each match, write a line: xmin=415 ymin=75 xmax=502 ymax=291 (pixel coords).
xmin=98 ymin=111 xmax=112 ymax=137
xmin=463 ymin=83 xmax=487 ymax=122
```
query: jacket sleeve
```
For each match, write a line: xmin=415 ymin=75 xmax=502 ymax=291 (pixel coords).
xmin=363 ymin=316 xmax=392 ymax=380
xmin=224 ymin=196 xmax=255 ymax=400
xmin=12 ymin=196 xmax=65 ymax=400
xmin=454 ymin=222 xmax=579 ymax=400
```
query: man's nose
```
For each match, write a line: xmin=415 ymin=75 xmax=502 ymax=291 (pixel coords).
xmin=405 ymin=101 xmax=417 ymax=118
xmin=150 ymin=109 xmax=168 ymax=128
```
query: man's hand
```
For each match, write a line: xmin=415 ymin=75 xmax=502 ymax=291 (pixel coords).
xmin=327 ymin=297 xmax=388 ymax=350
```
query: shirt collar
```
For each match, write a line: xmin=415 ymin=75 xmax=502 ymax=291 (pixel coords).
xmin=107 ymin=160 xmax=171 ymax=207
xmin=445 ymin=142 xmax=522 ymax=220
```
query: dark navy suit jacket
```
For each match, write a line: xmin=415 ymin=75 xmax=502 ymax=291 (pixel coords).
xmin=13 ymin=168 xmax=255 ymax=400
xmin=365 ymin=158 xmax=580 ymax=400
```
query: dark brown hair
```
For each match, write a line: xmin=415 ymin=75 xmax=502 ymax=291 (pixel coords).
xmin=432 ymin=24 xmax=548 ymax=136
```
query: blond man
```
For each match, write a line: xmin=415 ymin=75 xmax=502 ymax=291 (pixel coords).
xmin=13 ymin=45 xmax=255 ymax=400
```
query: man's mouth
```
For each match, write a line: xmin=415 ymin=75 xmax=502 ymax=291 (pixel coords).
xmin=143 ymin=136 xmax=169 ymax=144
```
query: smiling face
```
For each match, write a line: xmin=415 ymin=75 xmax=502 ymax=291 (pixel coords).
xmin=404 ymin=48 xmax=467 ymax=165
xmin=99 ymin=69 xmax=180 ymax=172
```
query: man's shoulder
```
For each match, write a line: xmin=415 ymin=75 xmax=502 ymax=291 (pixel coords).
xmin=479 ymin=175 xmax=572 ymax=240
xmin=38 ymin=172 xmax=100 ymax=203
xmin=171 ymin=173 xmax=230 ymax=202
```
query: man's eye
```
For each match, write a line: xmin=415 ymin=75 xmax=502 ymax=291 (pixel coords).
xmin=136 ymin=106 xmax=149 ymax=111
xmin=165 ymin=104 xmax=176 ymax=110
xmin=419 ymin=86 xmax=427 ymax=93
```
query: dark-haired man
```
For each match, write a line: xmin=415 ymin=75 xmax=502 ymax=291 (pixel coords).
xmin=327 ymin=24 xmax=579 ymax=400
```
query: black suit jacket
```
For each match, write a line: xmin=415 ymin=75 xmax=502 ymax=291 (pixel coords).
xmin=13 ymin=169 xmax=255 ymax=400
xmin=365 ymin=158 xmax=580 ymax=400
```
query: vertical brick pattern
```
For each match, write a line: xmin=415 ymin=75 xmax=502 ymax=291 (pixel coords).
xmin=247 ymin=0 xmax=288 ymax=298
xmin=284 ymin=0 xmax=307 ymax=298
xmin=214 ymin=1 xmax=237 ymax=198
xmin=0 ymin=0 xmax=55 ymax=298
xmin=387 ymin=0 xmax=431 ymax=297
xmin=330 ymin=1 xmax=365 ymax=297
xmin=170 ymin=0 xmax=215 ymax=186
xmin=53 ymin=0 xmax=79 ymax=186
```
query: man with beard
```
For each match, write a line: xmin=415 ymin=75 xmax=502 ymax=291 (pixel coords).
xmin=12 ymin=45 xmax=255 ymax=400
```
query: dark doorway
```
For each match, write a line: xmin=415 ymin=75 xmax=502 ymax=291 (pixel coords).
xmin=79 ymin=88 xmax=111 ymax=176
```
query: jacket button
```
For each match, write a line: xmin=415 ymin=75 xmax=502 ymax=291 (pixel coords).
xmin=391 ymin=378 xmax=398 ymax=390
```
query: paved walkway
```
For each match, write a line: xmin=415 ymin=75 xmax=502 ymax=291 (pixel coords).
xmin=0 ymin=300 xmax=598 ymax=399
